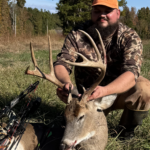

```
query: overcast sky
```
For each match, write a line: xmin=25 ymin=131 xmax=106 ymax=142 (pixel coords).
xmin=25 ymin=0 xmax=150 ymax=13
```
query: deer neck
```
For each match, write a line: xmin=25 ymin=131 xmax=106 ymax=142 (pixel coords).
xmin=75 ymin=102 xmax=108 ymax=150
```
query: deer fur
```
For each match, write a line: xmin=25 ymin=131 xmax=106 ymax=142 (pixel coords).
xmin=1 ymin=123 xmax=38 ymax=150
xmin=60 ymin=95 xmax=117 ymax=150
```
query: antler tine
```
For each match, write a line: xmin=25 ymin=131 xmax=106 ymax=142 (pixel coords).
xmin=79 ymin=29 xmax=102 ymax=61
xmin=49 ymin=36 xmax=54 ymax=73
xmin=30 ymin=42 xmax=38 ymax=67
xmin=25 ymin=42 xmax=41 ymax=76
xmin=81 ymin=29 xmax=107 ymax=102
xmin=62 ymin=29 xmax=107 ymax=103
xmin=47 ymin=35 xmax=64 ymax=88
xmin=96 ymin=29 xmax=107 ymax=65
xmin=25 ymin=37 xmax=64 ymax=89
xmin=62 ymin=29 xmax=104 ymax=68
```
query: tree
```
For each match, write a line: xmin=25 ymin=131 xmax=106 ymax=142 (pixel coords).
xmin=137 ymin=7 xmax=150 ymax=39
xmin=118 ymin=0 xmax=127 ymax=7
xmin=57 ymin=0 xmax=127 ymax=34
xmin=57 ymin=0 xmax=92 ymax=34
xmin=17 ymin=0 xmax=26 ymax=8
xmin=0 ymin=0 xmax=12 ymax=35
xmin=120 ymin=6 xmax=137 ymax=29
xmin=0 ymin=0 xmax=2 ymax=26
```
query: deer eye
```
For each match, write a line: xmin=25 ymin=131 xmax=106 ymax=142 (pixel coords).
xmin=78 ymin=115 xmax=84 ymax=122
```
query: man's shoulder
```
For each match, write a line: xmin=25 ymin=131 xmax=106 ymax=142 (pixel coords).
xmin=118 ymin=22 xmax=141 ymax=42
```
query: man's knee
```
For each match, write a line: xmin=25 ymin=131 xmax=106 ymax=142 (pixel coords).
xmin=125 ymin=76 xmax=150 ymax=111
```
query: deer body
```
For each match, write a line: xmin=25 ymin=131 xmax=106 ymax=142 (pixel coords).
xmin=2 ymin=123 xmax=38 ymax=150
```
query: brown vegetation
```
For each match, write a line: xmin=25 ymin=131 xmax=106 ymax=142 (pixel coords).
xmin=0 ymin=32 xmax=65 ymax=53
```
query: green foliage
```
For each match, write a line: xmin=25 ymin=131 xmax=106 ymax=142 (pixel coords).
xmin=120 ymin=6 xmax=135 ymax=29
xmin=0 ymin=0 xmax=11 ymax=35
xmin=0 ymin=0 xmax=62 ymax=37
xmin=118 ymin=0 xmax=127 ymax=7
xmin=136 ymin=7 xmax=150 ymax=39
xmin=17 ymin=0 xmax=26 ymax=8
xmin=57 ymin=0 xmax=127 ymax=34
xmin=27 ymin=8 xmax=62 ymax=35
xmin=120 ymin=6 xmax=150 ymax=39
xmin=57 ymin=0 xmax=92 ymax=34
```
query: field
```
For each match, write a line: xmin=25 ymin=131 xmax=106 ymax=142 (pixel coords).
xmin=0 ymin=34 xmax=150 ymax=149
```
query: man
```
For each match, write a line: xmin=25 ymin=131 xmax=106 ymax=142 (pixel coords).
xmin=54 ymin=0 xmax=150 ymax=139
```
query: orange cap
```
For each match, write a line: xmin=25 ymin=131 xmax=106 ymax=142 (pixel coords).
xmin=92 ymin=0 xmax=118 ymax=9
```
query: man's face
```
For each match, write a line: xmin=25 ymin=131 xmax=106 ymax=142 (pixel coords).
xmin=91 ymin=5 xmax=120 ymax=28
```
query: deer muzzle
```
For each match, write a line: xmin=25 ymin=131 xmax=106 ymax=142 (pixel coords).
xmin=60 ymin=140 xmax=76 ymax=150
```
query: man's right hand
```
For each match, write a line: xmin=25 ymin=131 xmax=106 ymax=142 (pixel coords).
xmin=56 ymin=83 xmax=73 ymax=104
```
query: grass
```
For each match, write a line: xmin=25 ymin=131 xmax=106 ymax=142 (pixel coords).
xmin=0 ymin=32 xmax=64 ymax=53
xmin=0 ymin=38 xmax=150 ymax=149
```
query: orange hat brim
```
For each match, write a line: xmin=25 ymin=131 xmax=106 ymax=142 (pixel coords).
xmin=92 ymin=1 xmax=118 ymax=9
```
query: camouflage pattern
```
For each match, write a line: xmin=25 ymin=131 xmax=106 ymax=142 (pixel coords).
xmin=54 ymin=21 xmax=143 ymax=93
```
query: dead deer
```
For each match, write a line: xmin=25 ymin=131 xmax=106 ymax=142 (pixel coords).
xmin=25 ymin=29 xmax=117 ymax=150
xmin=0 ymin=123 xmax=38 ymax=150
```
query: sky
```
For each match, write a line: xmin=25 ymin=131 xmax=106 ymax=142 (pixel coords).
xmin=25 ymin=0 xmax=150 ymax=14
xmin=25 ymin=0 xmax=59 ymax=13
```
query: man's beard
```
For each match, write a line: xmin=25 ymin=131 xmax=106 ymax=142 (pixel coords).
xmin=87 ymin=19 xmax=119 ymax=40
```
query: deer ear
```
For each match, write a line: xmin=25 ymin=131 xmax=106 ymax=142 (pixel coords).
xmin=94 ymin=94 xmax=117 ymax=110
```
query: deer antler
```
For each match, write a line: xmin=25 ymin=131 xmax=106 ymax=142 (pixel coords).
xmin=63 ymin=29 xmax=107 ymax=102
xmin=25 ymin=36 xmax=64 ymax=89
xmin=26 ymin=29 xmax=106 ymax=103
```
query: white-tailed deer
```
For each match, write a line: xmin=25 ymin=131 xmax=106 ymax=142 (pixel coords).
xmin=25 ymin=29 xmax=117 ymax=150
xmin=0 ymin=123 xmax=38 ymax=150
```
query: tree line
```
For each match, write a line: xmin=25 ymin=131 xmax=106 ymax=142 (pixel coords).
xmin=0 ymin=0 xmax=62 ymax=37
xmin=57 ymin=0 xmax=150 ymax=39
xmin=121 ymin=6 xmax=150 ymax=39
xmin=0 ymin=0 xmax=150 ymax=39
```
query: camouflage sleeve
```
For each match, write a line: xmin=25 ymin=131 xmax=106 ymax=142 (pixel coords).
xmin=121 ymin=30 xmax=143 ymax=80
xmin=53 ymin=31 xmax=78 ymax=74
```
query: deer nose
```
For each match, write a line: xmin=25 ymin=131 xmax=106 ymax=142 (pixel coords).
xmin=60 ymin=142 xmax=72 ymax=150
xmin=59 ymin=143 xmax=65 ymax=150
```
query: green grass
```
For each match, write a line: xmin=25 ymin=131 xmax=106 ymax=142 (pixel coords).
xmin=0 ymin=49 xmax=64 ymax=125
xmin=0 ymin=50 xmax=60 ymax=67
xmin=0 ymin=41 xmax=150 ymax=149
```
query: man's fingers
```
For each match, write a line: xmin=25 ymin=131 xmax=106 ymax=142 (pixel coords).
xmin=94 ymin=86 xmax=99 ymax=90
xmin=88 ymin=90 xmax=99 ymax=101
xmin=64 ymin=83 xmax=74 ymax=91
xmin=88 ymin=95 xmax=95 ymax=101
xmin=57 ymin=89 xmax=68 ymax=104
xmin=57 ymin=88 xmax=68 ymax=96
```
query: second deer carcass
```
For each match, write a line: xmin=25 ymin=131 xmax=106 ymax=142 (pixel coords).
xmin=26 ymin=29 xmax=117 ymax=150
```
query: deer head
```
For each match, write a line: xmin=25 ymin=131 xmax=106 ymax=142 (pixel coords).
xmin=25 ymin=29 xmax=117 ymax=150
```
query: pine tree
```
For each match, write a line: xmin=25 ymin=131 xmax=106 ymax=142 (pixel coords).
xmin=118 ymin=0 xmax=127 ymax=7
xmin=57 ymin=0 xmax=127 ymax=34
xmin=121 ymin=6 xmax=135 ymax=29
xmin=17 ymin=0 xmax=26 ymax=8
xmin=137 ymin=7 xmax=150 ymax=39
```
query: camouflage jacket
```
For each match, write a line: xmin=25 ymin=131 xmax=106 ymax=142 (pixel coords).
xmin=54 ymin=21 xmax=143 ymax=93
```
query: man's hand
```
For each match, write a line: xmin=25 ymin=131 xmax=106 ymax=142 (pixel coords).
xmin=57 ymin=83 xmax=73 ymax=104
xmin=88 ymin=86 xmax=107 ymax=101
